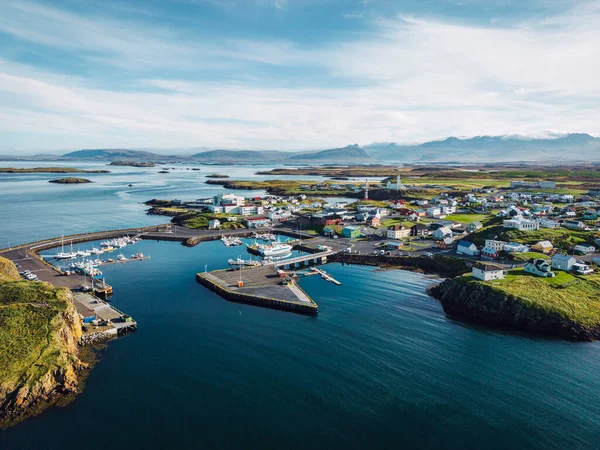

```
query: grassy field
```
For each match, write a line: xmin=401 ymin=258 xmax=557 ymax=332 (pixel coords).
xmin=510 ymin=251 xmax=550 ymax=262
xmin=475 ymin=268 xmax=600 ymax=327
xmin=445 ymin=213 xmax=495 ymax=224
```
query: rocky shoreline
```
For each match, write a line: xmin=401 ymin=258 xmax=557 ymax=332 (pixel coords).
xmin=0 ymin=289 xmax=87 ymax=428
xmin=429 ymin=277 xmax=600 ymax=341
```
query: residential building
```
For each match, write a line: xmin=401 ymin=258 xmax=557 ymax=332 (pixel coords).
xmin=208 ymin=219 xmax=221 ymax=230
xmin=342 ymin=226 xmax=361 ymax=238
xmin=481 ymin=246 xmax=500 ymax=259
xmin=564 ymin=220 xmax=585 ymax=230
xmin=437 ymin=235 xmax=457 ymax=249
xmin=503 ymin=217 xmax=539 ymax=231
xmin=551 ymin=254 xmax=576 ymax=271
xmin=573 ymin=262 xmax=594 ymax=275
xmin=367 ymin=215 xmax=381 ymax=227
xmin=484 ymin=240 xmax=508 ymax=252
xmin=456 ymin=240 xmax=480 ymax=256
xmin=431 ymin=227 xmax=453 ymax=240
xmin=426 ymin=207 xmax=442 ymax=218
xmin=387 ymin=225 xmax=411 ymax=240
xmin=410 ymin=223 xmax=429 ymax=237
xmin=466 ymin=221 xmax=483 ymax=233
xmin=524 ymin=259 xmax=556 ymax=277
xmin=503 ymin=242 xmax=530 ymax=253
xmin=539 ymin=219 xmax=560 ymax=229
xmin=245 ymin=216 xmax=271 ymax=228
xmin=574 ymin=244 xmax=595 ymax=255
xmin=472 ymin=263 xmax=506 ymax=281
xmin=531 ymin=240 xmax=554 ymax=254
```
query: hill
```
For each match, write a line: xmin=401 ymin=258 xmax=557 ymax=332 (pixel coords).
xmin=191 ymin=149 xmax=281 ymax=162
xmin=62 ymin=149 xmax=162 ymax=160
xmin=365 ymin=133 xmax=600 ymax=163
xmin=288 ymin=144 xmax=371 ymax=162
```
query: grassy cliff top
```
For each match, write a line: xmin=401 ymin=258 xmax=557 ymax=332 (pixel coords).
xmin=0 ymin=256 xmax=20 ymax=283
xmin=0 ymin=257 xmax=80 ymax=396
xmin=463 ymin=269 xmax=600 ymax=328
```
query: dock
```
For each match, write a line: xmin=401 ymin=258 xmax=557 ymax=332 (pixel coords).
xmin=311 ymin=267 xmax=342 ymax=285
xmin=73 ymin=292 xmax=137 ymax=345
xmin=197 ymin=266 xmax=318 ymax=315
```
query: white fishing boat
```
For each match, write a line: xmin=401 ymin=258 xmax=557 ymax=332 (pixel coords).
xmin=90 ymin=247 xmax=103 ymax=255
xmin=228 ymin=256 xmax=260 ymax=268
xmin=259 ymin=242 xmax=293 ymax=257
xmin=117 ymin=253 xmax=127 ymax=261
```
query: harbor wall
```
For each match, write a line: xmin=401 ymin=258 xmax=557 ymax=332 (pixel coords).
xmin=329 ymin=253 xmax=470 ymax=277
xmin=196 ymin=273 xmax=318 ymax=315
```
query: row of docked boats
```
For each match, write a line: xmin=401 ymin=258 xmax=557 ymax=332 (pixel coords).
xmin=221 ymin=236 xmax=243 ymax=247
xmin=53 ymin=235 xmax=141 ymax=260
xmin=252 ymin=232 xmax=276 ymax=242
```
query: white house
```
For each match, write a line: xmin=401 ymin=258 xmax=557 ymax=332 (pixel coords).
xmin=503 ymin=217 xmax=539 ymax=231
xmin=524 ymin=259 xmax=556 ymax=278
xmin=574 ymin=244 xmax=596 ymax=254
xmin=431 ymin=226 xmax=453 ymax=240
xmin=427 ymin=207 xmax=442 ymax=218
xmin=245 ymin=216 xmax=271 ymax=228
xmin=573 ymin=262 xmax=594 ymax=275
xmin=387 ymin=225 xmax=411 ymax=240
xmin=484 ymin=239 xmax=508 ymax=252
xmin=208 ymin=219 xmax=221 ymax=229
xmin=457 ymin=240 xmax=480 ymax=256
xmin=503 ymin=242 xmax=529 ymax=253
xmin=539 ymin=219 xmax=560 ymax=229
xmin=472 ymin=263 xmax=506 ymax=281
xmin=551 ymin=254 xmax=576 ymax=271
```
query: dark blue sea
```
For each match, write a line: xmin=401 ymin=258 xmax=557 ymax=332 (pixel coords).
xmin=1 ymin=163 xmax=600 ymax=449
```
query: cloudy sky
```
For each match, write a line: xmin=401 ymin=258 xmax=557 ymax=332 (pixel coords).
xmin=0 ymin=0 xmax=599 ymax=152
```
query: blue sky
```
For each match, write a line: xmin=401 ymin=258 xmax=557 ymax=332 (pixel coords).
xmin=0 ymin=0 xmax=599 ymax=152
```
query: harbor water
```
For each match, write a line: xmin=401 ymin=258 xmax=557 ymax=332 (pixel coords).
xmin=1 ymin=164 xmax=600 ymax=449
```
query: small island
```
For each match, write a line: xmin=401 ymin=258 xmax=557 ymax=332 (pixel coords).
xmin=0 ymin=167 xmax=109 ymax=174
xmin=109 ymin=161 xmax=156 ymax=167
xmin=49 ymin=177 xmax=92 ymax=184
xmin=206 ymin=173 xmax=230 ymax=179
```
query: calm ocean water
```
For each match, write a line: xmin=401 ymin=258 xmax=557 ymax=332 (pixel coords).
xmin=1 ymin=163 xmax=600 ymax=449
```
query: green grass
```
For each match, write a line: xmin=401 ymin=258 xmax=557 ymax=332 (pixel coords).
xmin=468 ymin=269 xmax=600 ymax=327
xmin=468 ymin=225 xmax=599 ymax=250
xmin=445 ymin=213 xmax=495 ymax=224
xmin=0 ymin=256 xmax=78 ymax=392
xmin=510 ymin=251 xmax=550 ymax=262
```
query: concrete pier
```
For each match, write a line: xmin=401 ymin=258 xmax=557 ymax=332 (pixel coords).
xmin=197 ymin=266 xmax=318 ymax=315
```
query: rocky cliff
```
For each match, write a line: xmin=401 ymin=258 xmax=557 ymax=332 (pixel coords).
xmin=429 ymin=277 xmax=600 ymax=341
xmin=0 ymin=257 xmax=86 ymax=427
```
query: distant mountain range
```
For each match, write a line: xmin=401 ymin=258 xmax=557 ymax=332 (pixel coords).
xmin=59 ymin=133 xmax=600 ymax=163
xmin=365 ymin=133 xmax=600 ymax=162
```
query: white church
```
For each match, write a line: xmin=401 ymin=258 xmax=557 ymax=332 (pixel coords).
xmin=386 ymin=175 xmax=406 ymax=191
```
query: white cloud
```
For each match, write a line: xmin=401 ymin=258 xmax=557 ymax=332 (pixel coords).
xmin=0 ymin=0 xmax=599 ymax=150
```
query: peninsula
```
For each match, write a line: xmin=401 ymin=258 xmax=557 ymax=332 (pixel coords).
xmin=0 ymin=256 xmax=84 ymax=427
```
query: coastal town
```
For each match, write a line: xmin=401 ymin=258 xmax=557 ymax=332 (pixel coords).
xmin=147 ymin=173 xmax=600 ymax=281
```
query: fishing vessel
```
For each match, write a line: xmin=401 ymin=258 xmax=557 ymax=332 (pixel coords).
xmin=258 ymin=242 xmax=293 ymax=257
xmin=221 ymin=236 xmax=243 ymax=247
xmin=228 ymin=256 xmax=260 ymax=269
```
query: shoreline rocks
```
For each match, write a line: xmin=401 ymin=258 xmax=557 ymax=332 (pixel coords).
xmin=429 ymin=277 xmax=600 ymax=341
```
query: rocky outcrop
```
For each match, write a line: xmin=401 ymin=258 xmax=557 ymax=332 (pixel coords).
xmin=429 ymin=278 xmax=600 ymax=341
xmin=49 ymin=177 xmax=92 ymax=184
xmin=0 ymin=290 xmax=86 ymax=427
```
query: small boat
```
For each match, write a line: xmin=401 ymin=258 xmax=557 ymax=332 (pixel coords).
xmin=131 ymin=253 xmax=144 ymax=259
xmin=117 ymin=254 xmax=127 ymax=261
xmin=228 ymin=256 xmax=260 ymax=268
